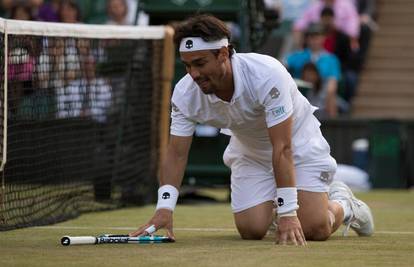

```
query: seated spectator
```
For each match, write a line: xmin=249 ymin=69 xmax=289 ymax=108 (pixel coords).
xmin=59 ymin=0 xmax=82 ymax=23
xmin=354 ymin=0 xmax=377 ymax=67
xmin=320 ymin=6 xmax=359 ymax=102
xmin=0 ymin=0 xmax=13 ymax=18
xmin=10 ymin=3 xmax=34 ymax=21
xmin=293 ymin=0 xmax=360 ymax=50
xmin=56 ymin=55 xmax=112 ymax=122
xmin=105 ymin=0 xmax=130 ymax=25
xmin=36 ymin=0 xmax=60 ymax=22
xmin=285 ymin=23 xmax=341 ymax=117
xmin=278 ymin=0 xmax=317 ymax=23
xmin=7 ymin=38 xmax=36 ymax=118
xmin=301 ymin=62 xmax=348 ymax=119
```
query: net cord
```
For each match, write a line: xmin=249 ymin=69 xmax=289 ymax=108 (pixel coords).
xmin=0 ymin=18 xmax=165 ymax=39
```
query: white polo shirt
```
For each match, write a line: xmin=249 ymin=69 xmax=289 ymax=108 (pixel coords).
xmin=170 ymin=52 xmax=323 ymax=165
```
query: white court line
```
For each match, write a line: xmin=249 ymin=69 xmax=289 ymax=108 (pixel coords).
xmin=34 ymin=225 xmax=236 ymax=232
xmin=33 ymin=225 xmax=414 ymax=235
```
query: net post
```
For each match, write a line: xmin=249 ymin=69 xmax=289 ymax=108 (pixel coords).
xmin=159 ymin=26 xmax=175 ymax=176
xmin=0 ymin=19 xmax=7 ymax=225
xmin=1 ymin=19 xmax=7 ymax=172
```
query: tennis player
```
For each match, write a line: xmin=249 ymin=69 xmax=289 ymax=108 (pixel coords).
xmin=130 ymin=14 xmax=374 ymax=245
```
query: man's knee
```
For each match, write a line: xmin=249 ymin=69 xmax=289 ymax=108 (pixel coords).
xmin=303 ymin=222 xmax=331 ymax=241
xmin=237 ymin=226 xmax=268 ymax=240
xmin=233 ymin=201 xmax=274 ymax=240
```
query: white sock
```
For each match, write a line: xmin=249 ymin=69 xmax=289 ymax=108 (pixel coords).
xmin=332 ymin=199 xmax=352 ymax=223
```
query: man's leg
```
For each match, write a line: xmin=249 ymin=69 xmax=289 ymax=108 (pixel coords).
xmin=297 ymin=191 xmax=343 ymax=241
xmin=329 ymin=181 xmax=374 ymax=236
xmin=233 ymin=201 xmax=274 ymax=240
xmin=232 ymin=192 xmax=346 ymax=241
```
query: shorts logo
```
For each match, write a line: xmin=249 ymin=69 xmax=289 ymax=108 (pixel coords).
xmin=271 ymin=106 xmax=285 ymax=117
xmin=269 ymin=87 xmax=280 ymax=99
xmin=320 ymin=171 xmax=331 ymax=182
xmin=162 ymin=192 xmax=171 ymax=199
xmin=277 ymin=197 xmax=284 ymax=207
xmin=185 ymin=40 xmax=193 ymax=49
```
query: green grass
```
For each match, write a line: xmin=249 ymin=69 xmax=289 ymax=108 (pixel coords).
xmin=1 ymin=190 xmax=414 ymax=267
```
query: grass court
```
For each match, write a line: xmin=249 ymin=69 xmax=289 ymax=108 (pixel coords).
xmin=1 ymin=190 xmax=413 ymax=267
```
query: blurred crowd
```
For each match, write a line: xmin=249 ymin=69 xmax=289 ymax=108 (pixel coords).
xmin=267 ymin=0 xmax=377 ymax=119
xmin=1 ymin=0 xmax=143 ymax=121
xmin=0 ymin=0 xmax=148 ymax=25
xmin=1 ymin=0 xmax=377 ymax=120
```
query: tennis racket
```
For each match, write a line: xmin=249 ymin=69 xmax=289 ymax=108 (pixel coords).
xmin=61 ymin=234 xmax=174 ymax=246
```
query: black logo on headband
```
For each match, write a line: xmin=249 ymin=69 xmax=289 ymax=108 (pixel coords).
xmin=185 ymin=40 xmax=193 ymax=49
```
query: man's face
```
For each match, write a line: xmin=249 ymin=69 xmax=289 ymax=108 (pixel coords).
xmin=180 ymin=49 xmax=227 ymax=95
xmin=302 ymin=68 xmax=319 ymax=85
xmin=307 ymin=33 xmax=325 ymax=51
xmin=321 ymin=15 xmax=335 ymax=30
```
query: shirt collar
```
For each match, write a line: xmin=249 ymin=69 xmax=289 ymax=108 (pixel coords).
xmin=207 ymin=51 xmax=242 ymax=104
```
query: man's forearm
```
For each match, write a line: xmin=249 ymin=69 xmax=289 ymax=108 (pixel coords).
xmin=159 ymin=140 xmax=189 ymax=189
xmin=159 ymin=148 xmax=188 ymax=189
xmin=273 ymin=145 xmax=296 ymax=188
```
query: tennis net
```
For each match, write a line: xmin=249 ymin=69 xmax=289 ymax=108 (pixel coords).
xmin=0 ymin=18 xmax=174 ymax=230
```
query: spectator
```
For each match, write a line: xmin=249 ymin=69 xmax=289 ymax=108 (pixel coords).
xmin=7 ymin=37 xmax=36 ymax=119
xmin=354 ymin=0 xmax=377 ymax=67
xmin=301 ymin=62 xmax=349 ymax=119
xmin=285 ymin=23 xmax=341 ymax=117
xmin=105 ymin=0 xmax=129 ymax=25
xmin=56 ymin=54 xmax=112 ymax=121
xmin=0 ymin=0 xmax=14 ymax=18
xmin=279 ymin=0 xmax=317 ymax=22
xmin=36 ymin=0 xmax=60 ymax=22
xmin=320 ymin=6 xmax=359 ymax=102
xmin=10 ymin=3 xmax=34 ymax=21
xmin=293 ymin=0 xmax=360 ymax=50
xmin=59 ymin=0 xmax=82 ymax=23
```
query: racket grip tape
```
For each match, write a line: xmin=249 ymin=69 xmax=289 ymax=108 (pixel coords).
xmin=61 ymin=236 xmax=97 ymax=246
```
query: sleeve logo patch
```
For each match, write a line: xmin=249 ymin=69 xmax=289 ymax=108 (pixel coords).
xmin=269 ymin=87 xmax=280 ymax=99
xmin=271 ymin=106 xmax=285 ymax=117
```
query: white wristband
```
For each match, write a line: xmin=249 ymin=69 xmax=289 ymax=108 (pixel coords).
xmin=156 ymin=185 xmax=179 ymax=211
xmin=275 ymin=187 xmax=299 ymax=215
xmin=278 ymin=210 xmax=297 ymax=218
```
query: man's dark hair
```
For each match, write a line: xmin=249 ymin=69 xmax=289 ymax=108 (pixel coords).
xmin=174 ymin=14 xmax=234 ymax=57
xmin=320 ymin=6 xmax=335 ymax=18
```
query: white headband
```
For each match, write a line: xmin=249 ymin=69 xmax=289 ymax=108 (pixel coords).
xmin=179 ymin=37 xmax=229 ymax=52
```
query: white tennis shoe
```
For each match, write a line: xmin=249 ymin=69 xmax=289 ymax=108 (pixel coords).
xmin=329 ymin=181 xmax=374 ymax=236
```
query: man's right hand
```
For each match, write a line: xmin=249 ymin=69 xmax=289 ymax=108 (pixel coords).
xmin=129 ymin=209 xmax=175 ymax=240
xmin=276 ymin=215 xmax=306 ymax=246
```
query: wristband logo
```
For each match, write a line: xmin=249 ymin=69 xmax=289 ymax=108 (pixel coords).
xmin=277 ymin=197 xmax=284 ymax=207
xmin=162 ymin=192 xmax=171 ymax=199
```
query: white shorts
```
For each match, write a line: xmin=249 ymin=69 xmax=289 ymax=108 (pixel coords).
xmin=223 ymin=135 xmax=337 ymax=213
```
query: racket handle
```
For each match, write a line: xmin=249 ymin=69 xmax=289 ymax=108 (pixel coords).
xmin=61 ymin=236 xmax=97 ymax=246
